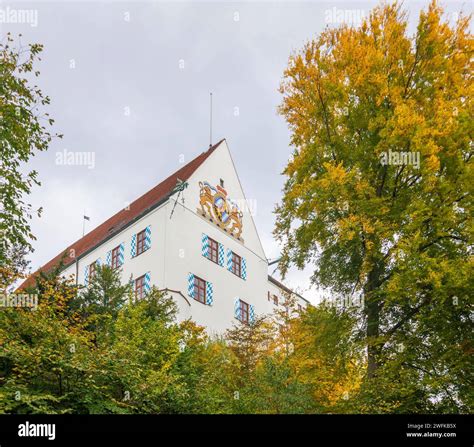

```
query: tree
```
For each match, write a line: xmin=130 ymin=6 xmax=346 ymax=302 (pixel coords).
xmin=73 ymin=265 xmax=131 ymax=338
xmin=0 ymin=33 xmax=61 ymax=268
xmin=289 ymin=303 xmax=363 ymax=412
xmin=172 ymin=321 xmax=241 ymax=414
xmin=0 ymin=244 xmax=30 ymax=294
xmin=0 ymin=278 xmax=199 ymax=414
xmin=225 ymin=316 xmax=275 ymax=376
xmin=275 ymin=0 xmax=472 ymax=409
xmin=0 ymin=274 xmax=104 ymax=414
xmin=104 ymin=289 xmax=187 ymax=413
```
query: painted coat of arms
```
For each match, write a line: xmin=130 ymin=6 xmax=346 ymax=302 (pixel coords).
xmin=198 ymin=181 xmax=243 ymax=240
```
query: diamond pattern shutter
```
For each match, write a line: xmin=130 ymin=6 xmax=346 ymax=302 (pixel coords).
xmin=201 ymin=234 xmax=209 ymax=258
xmin=249 ymin=304 xmax=255 ymax=324
xmin=131 ymin=234 xmax=137 ymax=257
xmin=206 ymin=281 xmax=213 ymax=306
xmin=119 ymin=243 xmax=125 ymax=266
xmin=218 ymin=243 xmax=225 ymax=267
xmin=227 ymin=249 xmax=233 ymax=272
xmin=84 ymin=265 xmax=89 ymax=286
xmin=187 ymin=273 xmax=195 ymax=298
xmin=234 ymin=298 xmax=241 ymax=320
xmin=145 ymin=226 xmax=151 ymax=250
xmin=241 ymin=257 xmax=247 ymax=280
xmin=144 ymin=272 xmax=151 ymax=295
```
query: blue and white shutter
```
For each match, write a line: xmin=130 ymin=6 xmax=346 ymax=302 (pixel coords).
xmin=144 ymin=272 xmax=151 ymax=295
xmin=234 ymin=298 xmax=241 ymax=320
xmin=131 ymin=234 xmax=137 ymax=258
xmin=201 ymin=234 xmax=209 ymax=258
xmin=241 ymin=257 xmax=247 ymax=280
xmin=249 ymin=304 xmax=255 ymax=324
xmin=119 ymin=243 xmax=125 ymax=266
xmin=206 ymin=281 xmax=213 ymax=306
xmin=218 ymin=243 xmax=225 ymax=267
xmin=145 ymin=226 xmax=151 ymax=250
xmin=187 ymin=273 xmax=195 ymax=298
xmin=106 ymin=250 xmax=112 ymax=266
xmin=227 ymin=249 xmax=233 ymax=272
xmin=84 ymin=265 xmax=89 ymax=286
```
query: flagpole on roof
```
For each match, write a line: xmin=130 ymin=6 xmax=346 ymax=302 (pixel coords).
xmin=209 ymin=92 xmax=213 ymax=148
xmin=82 ymin=211 xmax=90 ymax=237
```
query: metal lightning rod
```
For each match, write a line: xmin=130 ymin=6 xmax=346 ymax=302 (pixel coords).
xmin=209 ymin=92 xmax=213 ymax=148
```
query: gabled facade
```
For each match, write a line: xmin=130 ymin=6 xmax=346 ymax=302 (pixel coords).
xmin=20 ymin=139 xmax=308 ymax=334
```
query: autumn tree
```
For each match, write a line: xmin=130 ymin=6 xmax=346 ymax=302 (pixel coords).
xmin=0 ymin=274 xmax=102 ymax=414
xmin=275 ymin=0 xmax=472 ymax=409
xmin=225 ymin=315 xmax=316 ymax=414
xmin=225 ymin=316 xmax=275 ymax=376
xmin=73 ymin=265 xmax=131 ymax=338
xmin=172 ymin=321 xmax=241 ymax=413
xmin=288 ymin=303 xmax=363 ymax=412
xmin=0 ymin=34 xmax=60 ymax=268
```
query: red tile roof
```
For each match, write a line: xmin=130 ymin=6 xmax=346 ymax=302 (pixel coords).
xmin=18 ymin=139 xmax=224 ymax=290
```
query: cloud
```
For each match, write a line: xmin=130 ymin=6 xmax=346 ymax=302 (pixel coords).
xmin=12 ymin=0 xmax=464 ymax=303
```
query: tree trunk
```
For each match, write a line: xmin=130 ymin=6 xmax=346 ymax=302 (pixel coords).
xmin=366 ymin=296 xmax=380 ymax=378
xmin=364 ymin=266 xmax=382 ymax=378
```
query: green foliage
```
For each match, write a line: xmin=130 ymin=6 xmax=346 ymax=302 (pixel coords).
xmin=0 ymin=264 xmax=469 ymax=413
xmin=0 ymin=268 xmax=362 ymax=414
xmin=72 ymin=265 xmax=131 ymax=338
xmin=1 ymin=2 xmax=471 ymax=415
xmin=275 ymin=0 xmax=473 ymax=410
xmin=232 ymin=356 xmax=317 ymax=414
xmin=0 ymin=33 xmax=61 ymax=267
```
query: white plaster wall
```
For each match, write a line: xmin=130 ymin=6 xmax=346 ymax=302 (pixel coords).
xmin=267 ymin=280 xmax=309 ymax=313
xmin=162 ymin=140 xmax=273 ymax=334
xmin=59 ymin=140 xmax=306 ymax=334
xmin=61 ymin=201 xmax=170 ymax=299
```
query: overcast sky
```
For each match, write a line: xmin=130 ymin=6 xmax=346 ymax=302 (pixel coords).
xmin=2 ymin=0 xmax=469 ymax=302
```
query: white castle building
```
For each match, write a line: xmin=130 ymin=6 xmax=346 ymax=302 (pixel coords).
xmin=21 ymin=139 xmax=308 ymax=333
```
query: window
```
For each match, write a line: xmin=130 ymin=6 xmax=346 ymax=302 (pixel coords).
xmin=207 ymin=237 xmax=219 ymax=264
xmin=88 ymin=262 xmax=97 ymax=280
xmin=298 ymin=304 xmax=303 ymax=312
xmin=239 ymin=299 xmax=249 ymax=324
xmin=273 ymin=295 xmax=279 ymax=306
xmin=111 ymin=245 xmax=121 ymax=269
xmin=220 ymin=178 xmax=225 ymax=187
xmin=193 ymin=275 xmax=207 ymax=304
xmin=136 ymin=229 xmax=147 ymax=256
xmin=135 ymin=275 xmax=146 ymax=300
xmin=231 ymin=252 xmax=242 ymax=277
